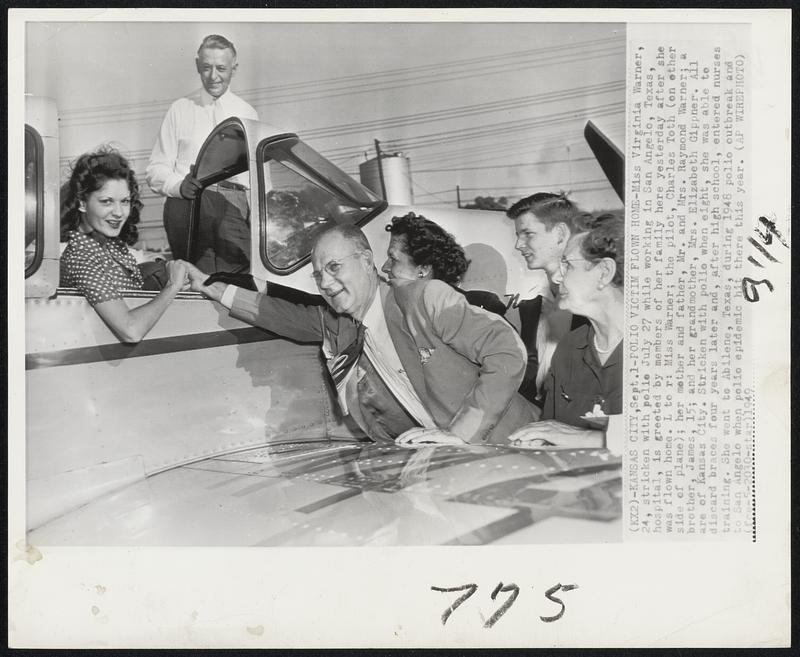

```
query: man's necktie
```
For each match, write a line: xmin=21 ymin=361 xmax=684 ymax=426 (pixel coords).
xmin=331 ymin=323 xmax=366 ymax=403
xmin=210 ymin=100 xmax=220 ymax=127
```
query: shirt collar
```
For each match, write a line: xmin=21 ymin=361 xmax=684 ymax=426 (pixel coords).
xmin=581 ymin=324 xmax=623 ymax=368
xmin=574 ymin=323 xmax=591 ymax=349
xmin=602 ymin=340 xmax=624 ymax=367
xmin=197 ymin=87 xmax=230 ymax=106
xmin=361 ymin=286 xmax=384 ymax=331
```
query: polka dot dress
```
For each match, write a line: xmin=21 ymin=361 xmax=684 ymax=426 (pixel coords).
xmin=60 ymin=230 xmax=144 ymax=306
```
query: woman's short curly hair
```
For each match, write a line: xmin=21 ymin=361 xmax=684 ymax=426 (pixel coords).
xmin=60 ymin=146 xmax=143 ymax=245
xmin=385 ymin=212 xmax=469 ymax=285
xmin=578 ymin=210 xmax=625 ymax=288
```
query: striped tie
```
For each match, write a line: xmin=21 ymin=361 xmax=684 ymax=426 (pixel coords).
xmin=330 ymin=323 xmax=366 ymax=398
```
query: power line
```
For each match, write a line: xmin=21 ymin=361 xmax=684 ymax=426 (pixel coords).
xmin=457 ymin=178 xmax=609 ymax=192
xmin=303 ymin=80 xmax=624 ymax=141
xmin=412 ymin=156 xmax=597 ymax=173
xmin=408 ymin=131 xmax=589 ymax=166
xmin=242 ymin=40 xmax=624 ymax=107
xmin=320 ymin=101 xmax=623 ymax=158
xmin=245 ymin=36 xmax=624 ymax=97
xmin=384 ymin=104 xmax=624 ymax=154
xmin=409 ymin=118 xmax=625 ymax=161
xmin=62 ymin=44 xmax=625 ymax=127
xmin=410 ymin=131 xmax=625 ymax=171
xmin=59 ymin=36 xmax=623 ymax=122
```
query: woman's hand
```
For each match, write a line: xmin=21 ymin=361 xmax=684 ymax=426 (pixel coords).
xmin=165 ymin=259 xmax=189 ymax=291
xmin=395 ymin=427 xmax=467 ymax=448
xmin=507 ymin=419 xmax=604 ymax=450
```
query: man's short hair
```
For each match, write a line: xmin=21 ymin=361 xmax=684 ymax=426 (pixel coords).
xmin=506 ymin=191 xmax=581 ymax=230
xmin=197 ymin=34 xmax=237 ymax=58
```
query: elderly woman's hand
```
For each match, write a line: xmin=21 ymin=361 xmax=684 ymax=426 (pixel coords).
xmin=395 ymin=427 xmax=467 ymax=448
xmin=507 ymin=419 xmax=605 ymax=450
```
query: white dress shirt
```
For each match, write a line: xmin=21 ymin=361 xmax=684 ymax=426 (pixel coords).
xmin=521 ymin=273 xmax=573 ymax=390
xmin=535 ymin=288 xmax=574 ymax=389
xmin=360 ymin=291 xmax=437 ymax=429
xmin=146 ymin=88 xmax=259 ymax=199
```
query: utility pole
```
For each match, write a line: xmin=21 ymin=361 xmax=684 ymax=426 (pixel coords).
xmin=456 ymin=185 xmax=461 ymax=208
xmin=374 ymin=139 xmax=387 ymax=200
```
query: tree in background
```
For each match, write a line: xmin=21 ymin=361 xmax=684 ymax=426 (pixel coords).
xmin=464 ymin=195 xmax=508 ymax=211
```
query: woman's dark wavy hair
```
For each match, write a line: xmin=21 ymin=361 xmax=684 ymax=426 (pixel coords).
xmin=578 ymin=210 xmax=625 ymax=288
xmin=385 ymin=212 xmax=469 ymax=285
xmin=60 ymin=147 xmax=143 ymax=245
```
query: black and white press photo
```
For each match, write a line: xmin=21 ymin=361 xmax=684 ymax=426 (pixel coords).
xmin=8 ymin=8 xmax=791 ymax=649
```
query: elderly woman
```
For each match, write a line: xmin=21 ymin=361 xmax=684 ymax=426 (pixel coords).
xmin=381 ymin=212 xmax=506 ymax=315
xmin=508 ymin=210 xmax=624 ymax=449
xmin=60 ymin=147 xmax=189 ymax=343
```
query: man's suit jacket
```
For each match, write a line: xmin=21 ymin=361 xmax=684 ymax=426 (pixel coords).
xmin=229 ymin=278 xmax=538 ymax=444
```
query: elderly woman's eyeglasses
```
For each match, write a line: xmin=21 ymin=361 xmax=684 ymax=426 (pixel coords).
xmin=559 ymin=257 xmax=589 ymax=275
xmin=311 ymin=252 xmax=362 ymax=283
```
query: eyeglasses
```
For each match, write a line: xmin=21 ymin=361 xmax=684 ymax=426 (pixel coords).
xmin=311 ymin=252 xmax=362 ymax=283
xmin=559 ymin=257 xmax=590 ymax=275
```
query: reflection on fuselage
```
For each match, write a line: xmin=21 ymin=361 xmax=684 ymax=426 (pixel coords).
xmin=28 ymin=441 xmax=621 ymax=547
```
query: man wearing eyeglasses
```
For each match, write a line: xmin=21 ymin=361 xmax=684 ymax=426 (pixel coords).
xmin=185 ymin=224 xmax=539 ymax=446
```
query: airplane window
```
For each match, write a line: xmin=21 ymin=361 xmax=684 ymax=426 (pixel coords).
xmin=258 ymin=138 xmax=383 ymax=273
xmin=24 ymin=126 xmax=44 ymax=277
xmin=262 ymin=164 xmax=337 ymax=269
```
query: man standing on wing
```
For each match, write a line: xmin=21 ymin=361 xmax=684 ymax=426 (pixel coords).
xmin=146 ymin=34 xmax=259 ymax=273
xmin=186 ymin=224 xmax=539 ymax=446
xmin=506 ymin=192 xmax=590 ymax=404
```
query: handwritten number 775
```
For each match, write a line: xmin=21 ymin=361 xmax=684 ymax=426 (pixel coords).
xmin=431 ymin=582 xmax=578 ymax=627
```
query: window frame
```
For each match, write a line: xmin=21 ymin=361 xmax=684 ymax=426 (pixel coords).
xmin=24 ymin=124 xmax=45 ymax=278
xmin=255 ymin=135 xmax=387 ymax=275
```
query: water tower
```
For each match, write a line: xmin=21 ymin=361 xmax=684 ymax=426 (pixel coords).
xmin=359 ymin=151 xmax=414 ymax=205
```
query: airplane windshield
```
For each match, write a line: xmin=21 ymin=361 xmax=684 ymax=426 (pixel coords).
xmin=258 ymin=137 xmax=384 ymax=272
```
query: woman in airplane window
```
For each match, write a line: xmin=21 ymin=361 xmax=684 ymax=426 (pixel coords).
xmin=382 ymin=212 xmax=506 ymax=315
xmin=60 ymin=147 xmax=189 ymax=343
xmin=507 ymin=210 xmax=624 ymax=449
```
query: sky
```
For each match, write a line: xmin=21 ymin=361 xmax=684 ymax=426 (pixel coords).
xmin=23 ymin=15 xmax=625 ymax=235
